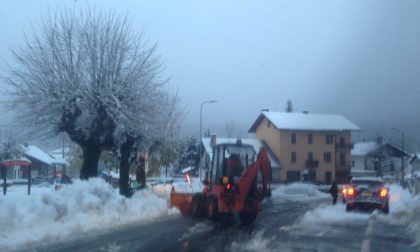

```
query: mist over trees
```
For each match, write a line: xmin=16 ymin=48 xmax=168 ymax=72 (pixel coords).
xmin=5 ymin=8 xmax=181 ymax=196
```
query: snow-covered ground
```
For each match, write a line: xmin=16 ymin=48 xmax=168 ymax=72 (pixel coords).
xmin=271 ymin=182 xmax=331 ymax=202
xmin=384 ymin=184 xmax=420 ymax=248
xmin=2 ymin=178 xmax=419 ymax=251
xmin=233 ymin=183 xmax=420 ymax=251
xmin=286 ymin=184 xmax=420 ymax=248
xmin=0 ymin=178 xmax=178 ymax=251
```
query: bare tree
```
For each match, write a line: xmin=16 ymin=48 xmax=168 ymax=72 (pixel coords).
xmin=4 ymin=8 xmax=178 ymax=195
xmin=286 ymin=100 xmax=293 ymax=113
xmin=0 ymin=131 xmax=24 ymax=160
xmin=111 ymin=88 xmax=183 ymax=195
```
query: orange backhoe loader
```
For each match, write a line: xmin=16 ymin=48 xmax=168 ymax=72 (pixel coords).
xmin=170 ymin=141 xmax=271 ymax=223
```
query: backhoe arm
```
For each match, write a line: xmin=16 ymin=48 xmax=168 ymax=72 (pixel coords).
xmin=235 ymin=147 xmax=271 ymax=210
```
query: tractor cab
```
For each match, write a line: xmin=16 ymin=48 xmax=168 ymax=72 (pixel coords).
xmin=207 ymin=142 xmax=256 ymax=188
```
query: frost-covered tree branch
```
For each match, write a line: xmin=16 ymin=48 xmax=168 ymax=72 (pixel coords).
xmin=4 ymin=8 xmax=180 ymax=191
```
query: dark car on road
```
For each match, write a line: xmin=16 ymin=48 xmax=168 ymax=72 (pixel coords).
xmin=343 ymin=177 xmax=389 ymax=214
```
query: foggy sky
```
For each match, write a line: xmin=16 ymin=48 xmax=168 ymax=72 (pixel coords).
xmin=1 ymin=0 xmax=420 ymax=147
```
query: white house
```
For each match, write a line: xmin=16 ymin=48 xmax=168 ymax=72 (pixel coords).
xmin=351 ymin=141 xmax=410 ymax=181
xmin=351 ymin=142 xmax=377 ymax=169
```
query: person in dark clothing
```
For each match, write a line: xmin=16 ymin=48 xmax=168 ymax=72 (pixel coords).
xmin=329 ymin=181 xmax=338 ymax=205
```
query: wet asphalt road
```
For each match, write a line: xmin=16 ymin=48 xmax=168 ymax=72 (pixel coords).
xmin=17 ymin=198 xmax=416 ymax=252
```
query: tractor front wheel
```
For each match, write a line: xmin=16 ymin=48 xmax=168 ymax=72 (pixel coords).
xmin=192 ymin=194 xmax=206 ymax=217
xmin=239 ymin=212 xmax=257 ymax=224
xmin=207 ymin=196 xmax=218 ymax=220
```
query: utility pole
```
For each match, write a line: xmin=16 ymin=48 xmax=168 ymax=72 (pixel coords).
xmin=392 ymin=128 xmax=405 ymax=186
xmin=199 ymin=100 xmax=217 ymax=180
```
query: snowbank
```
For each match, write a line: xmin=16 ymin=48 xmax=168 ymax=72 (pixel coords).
xmin=178 ymin=221 xmax=213 ymax=241
xmin=279 ymin=184 xmax=420 ymax=249
xmin=231 ymin=231 xmax=274 ymax=252
xmin=271 ymin=183 xmax=330 ymax=202
xmin=381 ymin=184 xmax=420 ymax=248
xmin=151 ymin=177 xmax=203 ymax=200
xmin=0 ymin=178 xmax=177 ymax=250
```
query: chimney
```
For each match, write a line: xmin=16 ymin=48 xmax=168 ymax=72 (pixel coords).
xmin=210 ymin=134 xmax=217 ymax=148
xmin=261 ymin=108 xmax=269 ymax=112
xmin=302 ymin=111 xmax=309 ymax=114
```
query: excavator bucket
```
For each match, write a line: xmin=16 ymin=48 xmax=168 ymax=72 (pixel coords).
xmin=170 ymin=186 xmax=194 ymax=215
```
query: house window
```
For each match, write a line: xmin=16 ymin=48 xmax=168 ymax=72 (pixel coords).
xmin=267 ymin=121 xmax=271 ymax=128
xmin=340 ymin=137 xmax=345 ymax=146
xmin=291 ymin=133 xmax=296 ymax=144
xmin=352 ymin=160 xmax=355 ymax=167
xmin=326 ymin=134 xmax=333 ymax=144
xmin=308 ymin=152 xmax=313 ymax=161
xmin=308 ymin=134 xmax=313 ymax=144
xmin=340 ymin=153 xmax=346 ymax=166
xmin=324 ymin=152 xmax=331 ymax=163
xmin=291 ymin=152 xmax=296 ymax=163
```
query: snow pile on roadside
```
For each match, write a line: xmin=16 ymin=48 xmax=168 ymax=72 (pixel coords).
xmin=231 ymin=231 xmax=274 ymax=252
xmin=173 ymin=178 xmax=203 ymax=193
xmin=0 ymin=178 xmax=177 ymax=250
xmin=151 ymin=183 xmax=173 ymax=199
xmin=151 ymin=177 xmax=203 ymax=200
xmin=301 ymin=204 xmax=369 ymax=226
xmin=283 ymin=184 xmax=411 ymax=232
xmin=271 ymin=183 xmax=330 ymax=202
xmin=382 ymin=185 xmax=420 ymax=248
xmin=278 ymin=203 xmax=370 ymax=240
xmin=178 ymin=221 xmax=213 ymax=241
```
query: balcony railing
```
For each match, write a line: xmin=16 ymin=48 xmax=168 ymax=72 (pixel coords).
xmin=306 ymin=160 xmax=319 ymax=168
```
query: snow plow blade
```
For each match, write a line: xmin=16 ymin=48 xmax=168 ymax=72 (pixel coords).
xmin=170 ymin=187 xmax=194 ymax=215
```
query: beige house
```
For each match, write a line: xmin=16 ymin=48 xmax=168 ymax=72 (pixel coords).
xmin=249 ymin=111 xmax=359 ymax=184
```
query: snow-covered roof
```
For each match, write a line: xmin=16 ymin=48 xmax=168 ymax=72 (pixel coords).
xmin=49 ymin=148 xmax=70 ymax=165
xmin=23 ymin=145 xmax=56 ymax=165
xmin=365 ymin=142 xmax=411 ymax=158
xmin=52 ymin=158 xmax=69 ymax=166
xmin=50 ymin=147 xmax=70 ymax=157
xmin=409 ymin=154 xmax=420 ymax=163
xmin=249 ymin=111 xmax=360 ymax=132
xmin=201 ymin=137 xmax=280 ymax=168
xmin=351 ymin=141 xmax=377 ymax=156
xmin=181 ymin=166 xmax=194 ymax=174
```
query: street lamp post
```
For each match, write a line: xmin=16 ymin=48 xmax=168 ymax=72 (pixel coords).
xmin=199 ymin=100 xmax=217 ymax=180
xmin=391 ymin=128 xmax=405 ymax=186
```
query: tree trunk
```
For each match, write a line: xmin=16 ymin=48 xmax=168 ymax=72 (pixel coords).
xmin=119 ymin=135 xmax=134 ymax=197
xmin=80 ymin=142 xmax=102 ymax=180
xmin=136 ymin=159 xmax=146 ymax=188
